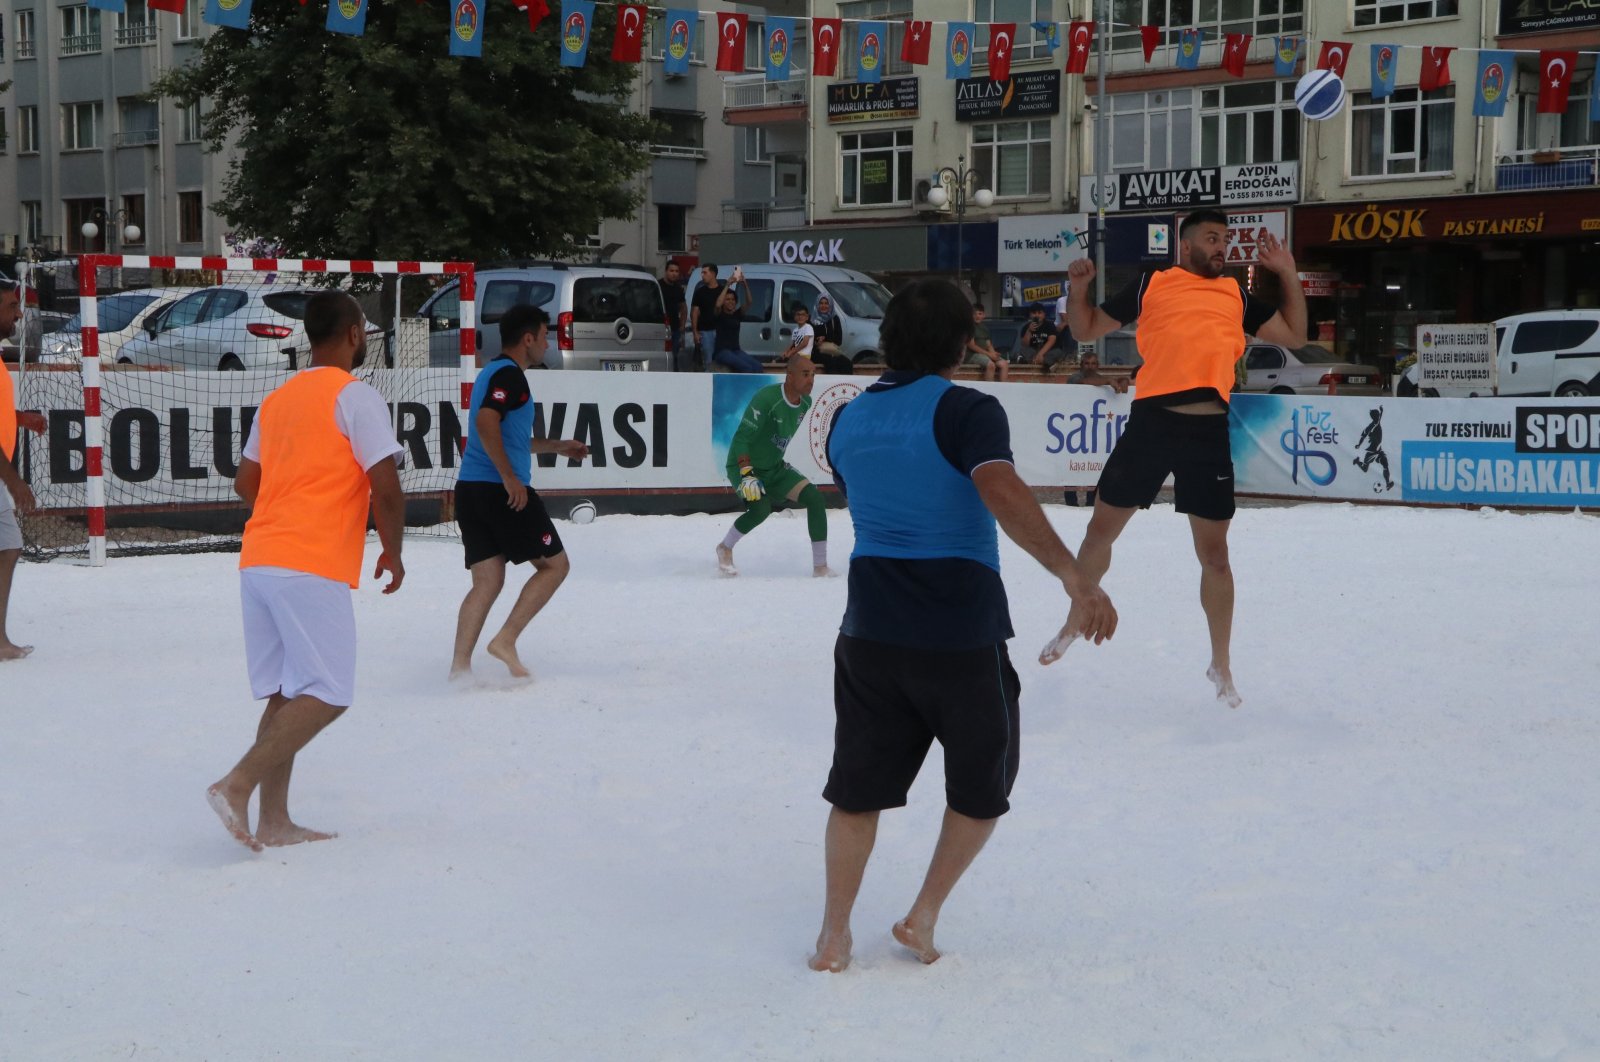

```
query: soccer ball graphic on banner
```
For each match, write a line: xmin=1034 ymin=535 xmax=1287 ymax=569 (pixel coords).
xmin=1294 ymin=69 xmax=1346 ymax=121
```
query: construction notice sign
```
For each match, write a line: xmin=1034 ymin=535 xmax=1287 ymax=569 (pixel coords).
xmin=1417 ymin=324 xmax=1497 ymax=392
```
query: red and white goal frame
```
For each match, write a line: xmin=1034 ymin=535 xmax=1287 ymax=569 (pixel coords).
xmin=75 ymin=254 xmax=476 ymax=566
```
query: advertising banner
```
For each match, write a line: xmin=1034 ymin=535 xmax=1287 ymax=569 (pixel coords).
xmin=825 ymin=77 xmax=919 ymax=122
xmin=1231 ymin=393 xmax=1600 ymax=509
xmin=996 ymin=213 xmax=1089 ymax=272
xmin=1416 ymin=324 xmax=1496 ymax=393
xmin=953 ymin=70 xmax=1062 ymax=121
xmin=1175 ymin=209 xmax=1288 ymax=266
xmin=1079 ymin=162 xmax=1298 ymax=214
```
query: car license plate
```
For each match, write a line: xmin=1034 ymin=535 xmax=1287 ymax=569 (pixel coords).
xmin=602 ymin=361 xmax=646 ymax=371
xmin=1346 ymin=375 xmax=1369 ymax=385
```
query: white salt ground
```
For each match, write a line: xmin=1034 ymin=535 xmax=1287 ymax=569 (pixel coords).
xmin=2 ymin=503 xmax=1598 ymax=1061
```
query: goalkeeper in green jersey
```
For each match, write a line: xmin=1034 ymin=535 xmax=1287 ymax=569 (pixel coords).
xmin=717 ymin=357 xmax=833 ymax=577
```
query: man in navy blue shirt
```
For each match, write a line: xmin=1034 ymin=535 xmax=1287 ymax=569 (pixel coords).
xmin=450 ymin=305 xmax=590 ymax=680
xmin=808 ymin=279 xmax=1118 ymax=973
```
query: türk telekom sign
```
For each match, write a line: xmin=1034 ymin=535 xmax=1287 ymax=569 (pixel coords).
xmin=1081 ymin=162 xmax=1299 ymax=213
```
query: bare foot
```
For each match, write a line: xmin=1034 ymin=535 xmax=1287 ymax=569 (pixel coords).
xmin=892 ymin=918 xmax=941 ymax=964
xmin=486 ymin=635 xmax=531 ymax=679
xmin=716 ymin=545 xmax=737 ymax=576
xmin=0 ymin=643 xmax=34 ymax=661
xmin=808 ymin=928 xmax=853 ymax=972
xmin=813 ymin=565 xmax=837 ymax=578
xmin=256 ymin=823 xmax=338 ymax=847
xmin=448 ymin=662 xmax=472 ymax=682
xmin=206 ymin=783 xmax=263 ymax=853
xmin=1207 ymin=665 xmax=1243 ymax=709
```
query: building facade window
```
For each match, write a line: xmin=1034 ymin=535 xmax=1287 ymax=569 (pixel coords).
xmin=1109 ymin=89 xmax=1195 ymax=172
xmin=744 ymin=126 xmax=775 ymax=164
xmin=840 ymin=128 xmax=913 ymax=206
xmin=118 ymin=98 xmax=160 ymax=146
xmin=657 ymin=206 xmax=687 ymax=252
xmin=60 ymin=5 xmax=101 ymax=54
xmin=649 ymin=108 xmax=704 ymax=156
xmin=175 ymin=0 xmax=199 ymax=40
xmin=839 ymin=0 xmax=913 ymax=80
xmin=1199 ymin=80 xmax=1299 ymax=166
xmin=1354 ymin=0 xmax=1457 ymax=27
xmin=65 ymin=199 xmax=106 ymax=252
xmin=650 ymin=12 xmax=705 ymax=65
xmin=1110 ymin=0 xmax=1303 ymax=54
xmin=116 ymin=4 xmax=155 ymax=45
xmin=121 ymin=194 xmax=146 ymax=245
xmin=971 ymin=120 xmax=1052 ymax=197
xmin=1350 ymin=86 xmax=1454 ymax=178
xmin=18 ymin=106 xmax=40 ymax=153
xmin=23 ymin=201 xmax=44 ymax=246
xmin=974 ymin=0 xmax=1056 ymax=64
xmin=62 ymin=102 xmax=102 ymax=151
xmin=1515 ymin=82 xmax=1598 ymax=154
xmin=177 ymin=101 xmax=201 ymax=143
xmin=15 ymin=10 xmax=37 ymax=59
xmin=178 ymin=191 xmax=204 ymax=243
xmin=0 ymin=111 xmax=7 ymax=153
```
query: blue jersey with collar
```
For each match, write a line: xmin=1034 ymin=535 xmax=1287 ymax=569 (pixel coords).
xmin=459 ymin=357 xmax=535 ymax=485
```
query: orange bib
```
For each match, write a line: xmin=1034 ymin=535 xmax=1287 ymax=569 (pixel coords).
xmin=1133 ymin=268 xmax=1247 ymax=404
xmin=1 ymin=368 xmax=17 ymax=462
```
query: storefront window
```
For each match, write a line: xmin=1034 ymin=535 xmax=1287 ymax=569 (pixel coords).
xmin=1200 ymin=81 xmax=1299 ymax=166
xmin=972 ymin=120 xmax=1052 ymax=198
xmin=1350 ymin=87 xmax=1454 ymax=178
xmin=840 ymin=128 xmax=913 ymax=206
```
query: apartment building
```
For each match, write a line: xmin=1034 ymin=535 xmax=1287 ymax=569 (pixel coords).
xmin=1 ymin=0 xmax=228 ymax=264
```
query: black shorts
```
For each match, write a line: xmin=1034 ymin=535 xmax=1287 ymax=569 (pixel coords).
xmin=455 ymin=480 xmax=565 ymax=568
xmin=823 ymin=635 xmax=1021 ymax=820
xmin=1097 ymin=404 xmax=1235 ymax=521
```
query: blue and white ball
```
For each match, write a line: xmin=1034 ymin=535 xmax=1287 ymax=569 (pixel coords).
xmin=1294 ymin=69 xmax=1346 ymax=121
xmin=569 ymin=500 xmax=597 ymax=524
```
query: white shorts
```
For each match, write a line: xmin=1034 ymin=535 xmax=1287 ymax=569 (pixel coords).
xmin=0 ymin=508 xmax=20 ymax=552
xmin=240 ymin=568 xmax=357 ymax=707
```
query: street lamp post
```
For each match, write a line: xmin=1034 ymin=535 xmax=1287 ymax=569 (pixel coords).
xmin=80 ymin=207 xmax=141 ymax=255
xmin=925 ymin=155 xmax=994 ymax=297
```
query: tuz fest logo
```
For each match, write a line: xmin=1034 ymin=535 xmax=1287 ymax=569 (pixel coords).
xmin=564 ymin=11 xmax=587 ymax=53
xmin=454 ymin=0 xmax=478 ymax=42
xmin=808 ymin=382 xmax=862 ymax=474
xmin=1280 ymin=405 xmax=1338 ymax=486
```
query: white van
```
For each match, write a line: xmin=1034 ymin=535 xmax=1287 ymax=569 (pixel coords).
xmin=1396 ymin=310 xmax=1600 ymax=398
xmin=687 ymin=264 xmax=890 ymax=365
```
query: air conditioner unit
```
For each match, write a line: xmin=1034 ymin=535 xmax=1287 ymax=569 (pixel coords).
xmin=913 ymin=179 xmax=952 ymax=214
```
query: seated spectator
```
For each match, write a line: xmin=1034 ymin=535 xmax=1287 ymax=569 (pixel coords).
xmin=964 ymin=303 xmax=1009 ymax=382
xmin=1018 ymin=302 xmax=1070 ymax=372
xmin=1063 ymin=350 xmax=1128 ymax=393
xmin=792 ymin=303 xmax=853 ymax=375
xmin=712 ymin=284 xmax=763 ymax=373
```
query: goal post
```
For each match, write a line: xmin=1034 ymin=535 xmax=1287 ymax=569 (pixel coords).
xmin=19 ymin=254 xmax=476 ymax=565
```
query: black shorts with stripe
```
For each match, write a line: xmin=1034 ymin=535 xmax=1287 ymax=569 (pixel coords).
xmin=455 ymin=480 xmax=565 ymax=568
xmin=823 ymin=634 xmax=1021 ymax=820
xmin=1096 ymin=404 xmax=1235 ymax=521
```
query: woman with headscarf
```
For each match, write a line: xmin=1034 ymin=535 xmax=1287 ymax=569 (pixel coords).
xmin=810 ymin=296 xmax=854 ymax=375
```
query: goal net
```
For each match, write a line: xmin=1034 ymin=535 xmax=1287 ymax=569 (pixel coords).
xmin=12 ymin=254 xmax=475 ymax=564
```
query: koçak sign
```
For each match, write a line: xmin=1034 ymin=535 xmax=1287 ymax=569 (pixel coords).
xmin=1080 ymin=162 xmax=1299 ymax=213
xmin=767 ymin=236 xmax=846 ymax=264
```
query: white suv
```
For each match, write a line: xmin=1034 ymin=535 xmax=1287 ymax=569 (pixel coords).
xmin=1496 ymin=310 xmax=1600 ymax=398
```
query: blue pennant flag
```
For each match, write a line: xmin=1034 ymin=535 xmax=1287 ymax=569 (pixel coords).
xmin=448 ymin=0 xmax=485 ymax=57
xmin=1272 ymin=35 xmax=1301 ymax=77
xmin=1473 ymin=49 xmax=1513 ymax=117
xmin=86 ymin=0 xmax=125 ymax=12
xmin=326 ymin=0 xmax=367 ymax=36
xmin=946 ymin=21 xmax=974 ymax=80
xmin=856 ymin=20 xmax=887 ymax=84
xmin=1030 ymin=21 xmax=1059 ymax=53
xmin=560 ymin=0 xmax=595 ymax=67
xmin=1175 ymin=28 xmax=1203 ymax=70
xmin=662 ymin=10 xmax=695 ymax=77
xmin=765 ymin=16 xmax=794 ymax=82
xmin=1592 ymin=69 xmax=1600 ymax=122
xmin=204 ymin=0 xmax=253 ymax=30
xmin=1370 ymin=43 xmax=1398 ymax=99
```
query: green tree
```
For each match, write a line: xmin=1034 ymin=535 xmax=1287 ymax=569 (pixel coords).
xmin=155 ymin=7 xmax=655 ymax=262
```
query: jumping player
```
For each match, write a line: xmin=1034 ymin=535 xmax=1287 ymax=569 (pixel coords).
xmin=450 ymin=304 xmax=590 ymax=680
xmin=208 ymin=291 xmax=405 ymax=851
xmin=1064 ymin=209 xmax=1307 ymax=708
xmin=716 ymin=357 xmax=830 ymax=577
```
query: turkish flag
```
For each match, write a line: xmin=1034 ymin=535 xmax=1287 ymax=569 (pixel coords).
xmin=1064 ymin=21 xmax=1093 ymax=74
xmin=1419 ymin=46 xmax=1453 ymax=91
xmin=1316 ymin=40 xmax=1351 ymax=78
xmin=987 ymin=22 xmax=1015 ymax=82
xmin=1139 ymin=25 xmax=1161 ymax=63
xmin=811 ymin=17 xmax=841 ymax=76
xmin=610 ymin=3 xmax=645 ymax=61
xmin=901 ymin=20 xmax=932 ymax=65
xmin=1222 ymin=32 xmax=1251 ymax=77
xmin=513 ymin=0 xmax=550 ymax=33
xmin=147 ymin=0 xmax=185 ymax=12
xmin=716 ymin=12 xmax=747 ymax=72
xmin=1538 ymin=50 xmax=1578 ymax=113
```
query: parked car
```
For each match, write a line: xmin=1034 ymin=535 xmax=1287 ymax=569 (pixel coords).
xmin=36 ymin=288 xmax=194 ymax=365
xmin=0 ymin=309 xmax=74 ymax=363
xmin=418 ymin=263 xmax=670 ymax=371
xmin=1242 ymin=342 xmax=1385 ymax=395
xmin=117 ymin=286 xmax=314 ymax=371
xmin=1493 ymin=310 xmax=1600 ymax=398
xmin=686 ymin=263 xmax=890 ymax=365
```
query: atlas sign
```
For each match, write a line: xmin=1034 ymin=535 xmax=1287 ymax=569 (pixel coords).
xmin=768 ymin=237 xmax=846 ymax=264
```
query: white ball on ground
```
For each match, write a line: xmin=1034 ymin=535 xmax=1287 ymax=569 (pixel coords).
xmin=569 ymin=500 xmax=597 ymax=524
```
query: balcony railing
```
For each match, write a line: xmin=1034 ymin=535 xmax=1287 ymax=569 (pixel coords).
xmin=116 ymin=24 xmax=156 ymax=45
xmin=650 ymin=142 xmax=707 ymax=159
xmin=1495 ymin=147 xmax=1600 ymax=192
xmin=60 ymin=32 xmax=102 ymax=55
xmin=722 ymin=199 xmax=807 ymax=232
xmin=722 ymin=72 xmax=807 ymax=112
xmin=115 ymin=129 xmax=160 ymax=147
xmin=17 ymin=40 xmax=37 ymax=59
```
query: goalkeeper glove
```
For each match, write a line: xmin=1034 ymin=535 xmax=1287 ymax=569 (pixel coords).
xmin=737 ymin=467 xmax=766 ymax=502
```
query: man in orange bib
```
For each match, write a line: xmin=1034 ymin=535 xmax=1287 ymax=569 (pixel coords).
xmin=1 ymin=276 xmax=48 ymax=662
xmin=1064 ymin=210 xmax=1306 ymax=708
xmin=207 ymin=291 xmax=405 ymax=851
